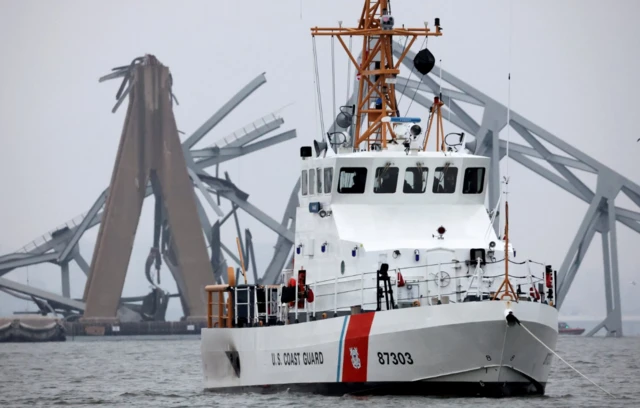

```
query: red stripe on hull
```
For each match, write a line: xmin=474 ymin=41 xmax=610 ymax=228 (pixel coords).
xmin=341 ymin=312 xmax=376 ymax=382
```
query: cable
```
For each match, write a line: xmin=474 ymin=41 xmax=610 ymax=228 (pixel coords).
xmin=331 ymin=34 xmax=336 ymax=131
xmin=444 ymin=132 xmax=464 ymax=149
xmin=439 ymin=58 xmax=443 ymax=95
xmin=505 ymin=0 xmax=513 ymax=193
xmin=346 ymin=36 xmax=353 ymax=101
xmin=398 ymin=35 xmax=428 ymax=111
xmin=519 ymin=322 xmax=616 ymax=398
xmin=311 ymin=36 xmax=326 ymax=137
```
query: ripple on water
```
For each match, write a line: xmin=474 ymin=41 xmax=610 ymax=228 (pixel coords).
xmin=0 ymin=336 xmax=638 ymax=408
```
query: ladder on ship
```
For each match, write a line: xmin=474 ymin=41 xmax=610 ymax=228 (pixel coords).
xmin=376 ymin=263 xmax=397 ymax=311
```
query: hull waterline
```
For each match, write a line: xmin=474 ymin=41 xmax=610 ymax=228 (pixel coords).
xmin=201 ymin=301 xmax=558 ymax=397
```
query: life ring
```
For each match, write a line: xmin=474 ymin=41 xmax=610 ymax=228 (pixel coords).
xmin=287 ymin=277 xmax=298 ymax=307
xmin=529 ymin=286 xmax=540 ymax=300
xmin=287 ymin=277 xmax=314 ymax=308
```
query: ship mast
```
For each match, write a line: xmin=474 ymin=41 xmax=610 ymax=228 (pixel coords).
xmin=311 ymin=0 xmax=442 ymax=151
xmin=492 ymin=201 xmax=517 ymax=301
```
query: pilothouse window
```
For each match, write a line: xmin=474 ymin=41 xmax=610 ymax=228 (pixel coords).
xmin=403 ymin=167 xmax=428 ymax=193
xmin=324 ymin=168 xmax=333 ymax=193
xmin=374 ymin=166 xmax=399 ymax=193
xmin=463 ymin=167 xmax=485 ymax=194
xmin=301 ymin=170 xmax=308 ymax=196
xmin=309 ymin=168 xmax=316 ymax=195
xmin=316 ymin=168 xmax=323 ymax=194
xmin=433 ymin=166 xmax=458 ymax=194
xmin=338 ymin=167 xmax=367 ymax=194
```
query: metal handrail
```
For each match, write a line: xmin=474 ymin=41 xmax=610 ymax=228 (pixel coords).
xmin=300 ymin=258 xmax=548 ymax=313
xmin=17 ymin=211 xmax=90 ymax=253
xmin=205 ymin=259 xmax=549 ymax=328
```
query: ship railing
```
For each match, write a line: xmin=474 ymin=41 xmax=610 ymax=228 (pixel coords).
xmin=232 ymin=284 xmax=280 ymax=327
xmin=302 ymin=258 xmax=550 ymax=317
xmin=204 ymin=284 xmax=281 ymax=328
xmin=205 ymin=260 xmax=550 ymax=327
xmin=204 ymin=284 xmax=232 ymax=328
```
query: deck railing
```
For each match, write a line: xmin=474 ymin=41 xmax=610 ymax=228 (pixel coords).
xmin=205 ymin=259 xmax=553 ymax=328
xmin=205 ymin=284 xmax=232 ymax=328
xmin=292 ymin=258 xmax=551 ymax=317
xmin=205 ymin=284 xmax=283 ymax=328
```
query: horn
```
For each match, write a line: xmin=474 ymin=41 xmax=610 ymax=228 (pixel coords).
xmin=313 ymin=139 xmax=328 ymax=157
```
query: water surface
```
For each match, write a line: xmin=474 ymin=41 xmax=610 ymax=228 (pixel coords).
xmin=1 ymin=335 xmax=638 ymax=407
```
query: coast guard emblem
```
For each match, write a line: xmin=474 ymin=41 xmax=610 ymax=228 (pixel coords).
xmin=349 ymin=347 xmax=361 ymax=369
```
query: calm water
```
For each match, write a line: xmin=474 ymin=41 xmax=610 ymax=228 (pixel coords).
xmin=1 ymin=335 xmax=639 ymax=408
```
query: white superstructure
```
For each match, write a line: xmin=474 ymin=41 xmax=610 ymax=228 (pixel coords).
xmin=295 ymin=147 xmax=511 ymax=314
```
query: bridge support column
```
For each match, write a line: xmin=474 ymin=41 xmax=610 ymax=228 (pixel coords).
xmin=61 ymin=262 xmax=70 ymax=298
xmin=586 ymin=200 xmax=623 ymax=337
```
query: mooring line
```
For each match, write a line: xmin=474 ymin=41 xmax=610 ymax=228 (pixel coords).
xmin=497 ymin=324 xmax=508 ymax=382
xmin=519 ymin=322 xmax=616 ymax=398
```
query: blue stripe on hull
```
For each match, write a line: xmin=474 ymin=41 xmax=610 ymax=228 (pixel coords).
xmin=335 ymin=316 xmax=349 ymax=382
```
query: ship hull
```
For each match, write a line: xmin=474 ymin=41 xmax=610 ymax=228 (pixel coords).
xmin=201 ymin=300 xmax=558 ymax=397
xmin=559 ymin=328 xmax=584 ymax=335
xmin=204 ymin=380 xmax=546 ymax=397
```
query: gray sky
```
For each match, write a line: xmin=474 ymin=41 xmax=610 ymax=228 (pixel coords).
xmin=1 ymin=0 xmax=639 ymax=321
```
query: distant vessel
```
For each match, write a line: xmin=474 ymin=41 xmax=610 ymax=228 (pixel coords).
xmin=200 ymin=0 xmax=558 ymax=397
xmin=0 ymin=315 xmax=66 ymax=342
xmin=558 ymin=322 xmax=585 ymax=335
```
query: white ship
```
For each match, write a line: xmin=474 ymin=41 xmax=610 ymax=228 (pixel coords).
xmin=201 ymin=0 xmax=558 ymax=397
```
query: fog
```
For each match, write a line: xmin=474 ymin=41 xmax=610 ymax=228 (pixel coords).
xmin=1 ymin=0 xmax=638 ymax=321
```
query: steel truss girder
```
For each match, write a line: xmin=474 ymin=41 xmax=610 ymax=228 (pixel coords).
xmin=195 ymin=129 xmax=296 ymax=169
xmin=182 ymin=72 xmax=267 ymax=149
xmin=0 ymin=71 xmax=298 ymax=317
xmin=389 ymin=41 xmax=640 ymax=336
xmin=0 ymin=276 xmax=85 ymax=312
xmin=57 ymin=188 xmax=108 ymax=263
xmin=261 ymin=178 xmax=300 ymax=284
xmin=199 ymin=175 xmax=295 ymax=243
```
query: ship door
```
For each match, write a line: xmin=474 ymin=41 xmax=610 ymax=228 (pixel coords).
xmin=425 ymin=248 xmax=456 ymax=305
